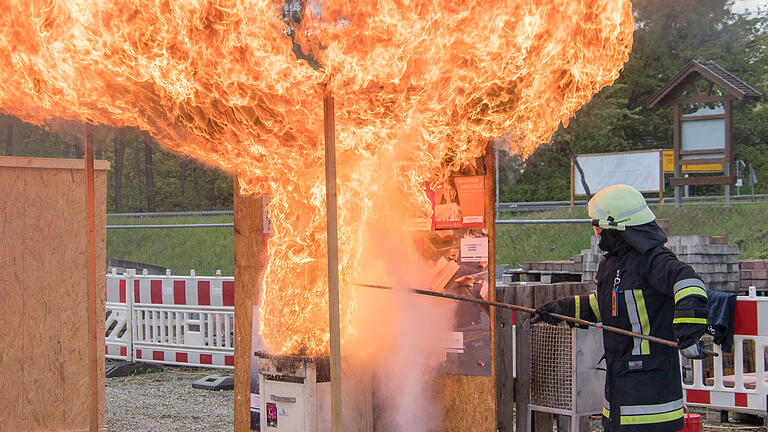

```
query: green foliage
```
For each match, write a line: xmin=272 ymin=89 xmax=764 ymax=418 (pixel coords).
xmin=503 ymin=1 xmax=768 ymax=202
xmin=106 ymin=215 xmax=234 ymax=275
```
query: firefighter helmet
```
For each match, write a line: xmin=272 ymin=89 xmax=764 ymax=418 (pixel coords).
xmin=588 ymin=184 xmax=655 ymax=231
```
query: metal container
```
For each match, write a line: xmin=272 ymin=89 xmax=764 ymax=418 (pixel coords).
xmin=527 ymin=323 xmax=605 ymax=430
xmin=256 ymin=352 xmax=372 ymax=432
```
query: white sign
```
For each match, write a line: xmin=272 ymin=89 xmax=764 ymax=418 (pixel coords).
xmin=460 ymin=237 xmax=489 ymax=262
xmin=573 ymin=150 xmax=662 ymax=195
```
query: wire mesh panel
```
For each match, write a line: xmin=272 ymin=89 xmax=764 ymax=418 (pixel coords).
xmin=530 ymin=323 xmax=573 ymax=410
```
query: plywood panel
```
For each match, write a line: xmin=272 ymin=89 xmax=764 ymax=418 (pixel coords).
xmin=0 ymin=155 xmax=110 ymax=170
xmin=1 ymin=159 xmax=107 ymax=432
xmin=23 ymin=167 xmax=69 ymax=430
xmin=233 ymin=183 xmax=266 ymax=432
xmin=0 ymin=167 xmax=26 ymax=431
xmin=436 ymin=374 xmax=495 ymax=431
xmin=51 ymin=168 xmax=91 ymax=430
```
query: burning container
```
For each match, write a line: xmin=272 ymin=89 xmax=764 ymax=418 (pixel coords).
xmin=255 ymin=352 xmax=373 ymax=431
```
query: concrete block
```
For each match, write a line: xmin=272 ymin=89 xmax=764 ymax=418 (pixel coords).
xmin=665 ymin=237 xmax=682 ymax=247
xmin=741 ymin=260 xmax=757 ymax=270
xmin=710 ymin=236 xmax=728 ymax=245
xmin=680 ymin=236 xmax=710 ymax=246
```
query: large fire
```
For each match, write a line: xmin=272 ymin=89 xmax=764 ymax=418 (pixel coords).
xmin=0 ymin=0 xmax=632 ymax=355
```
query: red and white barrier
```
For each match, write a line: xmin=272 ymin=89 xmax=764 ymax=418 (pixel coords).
xmin=106 ymin=269 xmax=235 ymax=369
xmin=682 ymin=287 xmax=768 ymax=416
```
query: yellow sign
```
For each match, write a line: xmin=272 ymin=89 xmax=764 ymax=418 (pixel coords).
xmin=662 ymin=150 xmax=722 ymax=173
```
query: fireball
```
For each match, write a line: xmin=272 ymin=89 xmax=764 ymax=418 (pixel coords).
xmin=0 ymin=0 xmax=633 ymax=354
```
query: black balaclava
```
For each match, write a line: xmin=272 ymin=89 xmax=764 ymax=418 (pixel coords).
xmin=597 ymin=228 xmax=626 ymax=253
xmin=598 ymin=221 xmax=668 ymax=254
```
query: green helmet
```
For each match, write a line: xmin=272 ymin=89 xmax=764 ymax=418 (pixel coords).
xmin=587 ymin=184 xmax=655 ymax=231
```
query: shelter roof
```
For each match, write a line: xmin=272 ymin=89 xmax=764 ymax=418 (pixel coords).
xmin=648 ymin=60 xmax=761 ymax=107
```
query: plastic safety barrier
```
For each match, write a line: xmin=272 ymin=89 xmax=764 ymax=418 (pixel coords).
xmin=682 ymin=287 xmax=768 ymax=416
xmin=106 ymin=269 xmax=235 ymax=369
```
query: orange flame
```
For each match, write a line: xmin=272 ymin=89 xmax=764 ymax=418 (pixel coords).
xmin=0 ymin=0 xmax=632 ymax=355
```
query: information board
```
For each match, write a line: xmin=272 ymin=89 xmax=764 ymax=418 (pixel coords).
xmin=573 ymin=150 xmax=662 ymax=195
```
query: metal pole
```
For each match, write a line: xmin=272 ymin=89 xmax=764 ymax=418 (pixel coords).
xmin=323 ymin=90 xmax=343 ymax=432
xmin=496 ymin=219 xmax=592 ymax=225
xmin=84 ymin=124 xmax=100 ymax=432
xmin=355 ymin=283 xmax=679 ymax=348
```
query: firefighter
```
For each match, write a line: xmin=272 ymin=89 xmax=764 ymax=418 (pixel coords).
xmin=533 ymin=184 xmax=712 ymax=432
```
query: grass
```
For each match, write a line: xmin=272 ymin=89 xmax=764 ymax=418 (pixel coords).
xmin=107 ymin=202 xmax=768 ymax=275
xmin=107 ymin=215 xmax=234 ymax=276
xmin=496 ymin=202 xmax=768 ymax=267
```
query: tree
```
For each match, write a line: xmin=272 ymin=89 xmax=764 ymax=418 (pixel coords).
xmin=112 ymin=131 xmax=127 ymax=213
xmin=5 ymin=115 xmax=12 ymax=155
xmin=502 ymin=1 xmax=768 ymax=202
xmin=143 ymin=134 xmax=156 ymax=212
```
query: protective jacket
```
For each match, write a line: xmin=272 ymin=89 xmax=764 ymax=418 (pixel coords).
xmin=554 ymin=222 xmax=708 ymax=432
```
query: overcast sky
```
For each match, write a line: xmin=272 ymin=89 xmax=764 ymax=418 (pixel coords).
xmin=732 ymin=0 xmax=766 ymax=14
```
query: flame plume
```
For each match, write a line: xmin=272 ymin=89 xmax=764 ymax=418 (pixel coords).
xmin=0 ymin=0 xmax=633 ymax=355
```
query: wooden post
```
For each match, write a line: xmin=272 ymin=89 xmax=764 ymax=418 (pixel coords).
xmin=570 ymin=159 xmax=575 ymax=207
xmin=514 ymin=284 xmax=535 ymax=432
xmin=658 ymin=149 xmax=664 ymax=205
xmin=233 ymin=184 xmax=266 ymax=432
xmin=724 ymin=98 xmax=733 ymax=205
xmin=84 ymin=124 xmax=99 ymax=432
xmin=324 ymin=90 xmax=343 ymax=432
xmin=673 ymin=104 xmax=682 ymax=207
xmin=495 ymin=284 xmax=516 ymax=431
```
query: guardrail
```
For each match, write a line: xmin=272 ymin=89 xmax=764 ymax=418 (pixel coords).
xmin=496 ymin=194 xmax=768 ymax=212
xmin=106 ymin=269 xmax=235 ymax=369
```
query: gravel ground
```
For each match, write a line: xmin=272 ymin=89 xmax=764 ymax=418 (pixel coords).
xmin=105 ymin=366 xmax=767 ymax=432
xmin=105 ymin=366 xmax=234 ymax=432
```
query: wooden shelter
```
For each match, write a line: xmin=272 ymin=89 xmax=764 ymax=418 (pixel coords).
xmin=232 ymin=144 xmax=499 ymax=431
xmin=0 ymin=155 xmax=109 ymax=432
xmin=648 ymin=60 xmax=761 ymax=205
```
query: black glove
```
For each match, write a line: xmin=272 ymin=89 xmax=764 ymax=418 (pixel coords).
xmin=531 ymin=299 xmax=569 ymax=325
xmin=680 ymin=338 xmax=718 ymax=359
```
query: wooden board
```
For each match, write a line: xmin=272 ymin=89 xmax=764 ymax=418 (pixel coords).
xmin=233 ymin=183 xmax=266 ymax=432
xmin=0 ymin=155 xmax=110 ymax=170
xmin=437 ymin=143 xmax=497 ymax=431
xmin=495 ymin=284 xmax=515 ymax=431
xmin=0 ymin=166 xmax=25 ymax=432
xmin=514 ymin=283 xmax=535 ymax=432
xmin=0 ymin=159 xmax=107 ymax=431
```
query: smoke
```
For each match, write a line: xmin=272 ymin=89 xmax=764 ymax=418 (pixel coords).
xmin=348 ymin=226 xmax=457 ymax=432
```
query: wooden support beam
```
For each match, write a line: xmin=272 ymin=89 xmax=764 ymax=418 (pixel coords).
xmin=680 ymin=113 xmax=725 ymax=122
xmin=84 ymin=124 xmax=99 ymax=432
xmin=233 ymin=185 xmax=266 ymax=432
xmin=324 ymin=90 xmax=343 ymax=432
xmin=677 ymin=157 xmax=727 ymax=165
xmin=669 ymin=176 xmax=735 ymax=186
xmin=666 ymin=95 xmax=736 ymax=105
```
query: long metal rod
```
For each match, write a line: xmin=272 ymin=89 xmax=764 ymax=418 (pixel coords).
xmin=496 ymin=219 xmax=592 ymax=225
xmin=324 ymin=90 xmax=343 ymax=432
xmin=107 ymin=223 xmax=233 ymax=229
xmin=355 ymin=283 xmax=678 ymax=348
xmin=109 ymin=210 xmax=234 ymax=217
xmin=84 ymin=124 xmax=100 ymax=432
